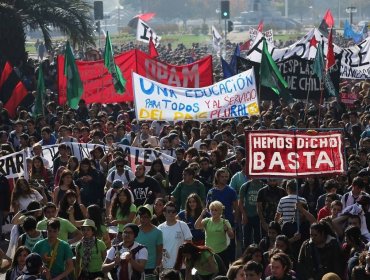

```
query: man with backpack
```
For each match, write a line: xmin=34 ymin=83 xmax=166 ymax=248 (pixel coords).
xmin=105 ymin=157 xmax=135 ymax=191
xmin=102 ymin=223 xmax=148 ymax=280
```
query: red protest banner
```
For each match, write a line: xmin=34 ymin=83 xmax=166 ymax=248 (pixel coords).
xmin=245 ymin=130 xmax=345 ymax=178
xmin=58 ymin=49 xmax=213 ymax=105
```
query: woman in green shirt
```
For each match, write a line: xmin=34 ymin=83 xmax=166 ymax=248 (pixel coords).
xmin=76 ymin=219 xmax=106 ymax=280
xmin=109 ymin=188 xmax=136 ymax=234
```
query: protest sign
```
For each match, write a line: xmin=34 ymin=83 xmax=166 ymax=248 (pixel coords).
xmin=0 ymin=143 xmax=175 ymax=179
xmin=58 ymin=49 xmax=213 ymax=104
xmin=133 ymin=69 xmax=260 ymax=121
xmin=245 ymin=130 xmax=345 ymax=178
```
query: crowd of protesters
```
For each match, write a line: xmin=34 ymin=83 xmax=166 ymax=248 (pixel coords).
xmin=1 ymin=33 xmax=370 ymax=280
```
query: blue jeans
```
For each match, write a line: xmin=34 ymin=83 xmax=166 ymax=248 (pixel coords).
xmin=243 ymin=216 xmax=261 ymax=249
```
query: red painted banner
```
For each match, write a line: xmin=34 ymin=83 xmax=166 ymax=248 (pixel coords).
xmin=58 ymin=49 xmax=213 ymax=105
xmin=245 ymin=130 xmax=345 ymax=178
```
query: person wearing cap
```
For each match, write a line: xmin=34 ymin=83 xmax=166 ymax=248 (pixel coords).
xmin=136 ymin=205 xmax=163 ymax=277
xmin=102 ymin=223 xmax=148 ymax=280
xmin=75 ymin=219 xmax=106 ymax=279
xmin=32 ymin=218 xmax=74 ymax=280
xmin=105 ymin=179 xmax=123 ymax=216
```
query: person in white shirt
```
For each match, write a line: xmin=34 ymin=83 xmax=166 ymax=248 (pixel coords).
xmin=341 ymin=176 xmax=368 ymax=209
xmin=158 ymin=201 xmax=192 ymax=269
xmin=103 ymin=223 xmax=148 ymax=280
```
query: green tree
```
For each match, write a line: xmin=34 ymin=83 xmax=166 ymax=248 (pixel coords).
xmin=0 ymin=0 xmax=95 ymax=65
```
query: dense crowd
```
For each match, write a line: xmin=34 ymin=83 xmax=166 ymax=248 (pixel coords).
xmin=0 ymin=34 xmax=370 ymax=280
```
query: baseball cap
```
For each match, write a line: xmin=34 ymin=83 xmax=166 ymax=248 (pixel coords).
xmin=112 ymin=179 xmax=123 ymax=189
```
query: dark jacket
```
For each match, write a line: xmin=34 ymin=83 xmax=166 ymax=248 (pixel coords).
xmin=298 ymin=236 xmax=344 ymax=280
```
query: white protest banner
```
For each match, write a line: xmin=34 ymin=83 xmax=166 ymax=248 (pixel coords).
xmin=249 ymin=28 xmax=274 ymax=45
xmin=133 ymin=69 xmax=260 ymax=121
xmin=136 ymin=19 xmax=161 ymax=46
xmin=245 ymin=130 xmax=345 ymax=178
xmin=1 ymin=143 xmax=175 ymax=179
xmin=340 ymin=37 xmax=370 ymax=79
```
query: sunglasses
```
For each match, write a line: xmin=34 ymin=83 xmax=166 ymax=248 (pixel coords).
xmin=166 ymin=209 xmax=176 ymax=214
xmin=116 ymin=165 xmax=124 ymax=168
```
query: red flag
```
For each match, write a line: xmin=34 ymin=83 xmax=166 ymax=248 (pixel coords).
xmin=323 ymin=9 xmax=334 ymax=28
xmin=326 ymin=29 xmax=335 ymax=71
xmin=0 ymin=61 xmax=12 ymax=90
xmin=257 ymin=21 xmax=264 ymax=32
xmin=240 ymin=40 xmax=251 ymax=51
xmin=3 ymin=81 xmax=28 ymax=118
xmin=148 ymin=37 xmax=159 ymax=58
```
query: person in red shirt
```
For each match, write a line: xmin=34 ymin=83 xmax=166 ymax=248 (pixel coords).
xmin=318 ymin=194 xmax=343 ymax=221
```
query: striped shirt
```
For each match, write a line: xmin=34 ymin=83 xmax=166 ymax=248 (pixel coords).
xmin=277 ymin=195 xmax=307 ymax=223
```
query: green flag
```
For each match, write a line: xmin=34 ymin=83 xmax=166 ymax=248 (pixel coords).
xmin=311 ymin=41 xmax=324 ymax=80
xmin=34 ymin=64 xmax=45 ymax=116
xmin=64 ymin=41 xmax=83 ymax=109
xmin=260 ymin=38 xmax=292 ymax=102
xmin=104 ymin=32 xmax=126 ymax=94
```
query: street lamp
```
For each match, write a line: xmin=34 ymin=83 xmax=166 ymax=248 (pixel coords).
xmin=346 ymin=6 xmax=357 ymax=25
xmin=216 ymin=8 xmax=220 ymax=25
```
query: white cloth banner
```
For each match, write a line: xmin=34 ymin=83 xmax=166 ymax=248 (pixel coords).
xmin=136 ymin=19 xmax=161 ymax=46
xmin=0 ymin=143 xmax=175 ymax=179
xmin=133 ymin=69 xmax=260 ymax=121
xmin=340 ymin=37 xmax=370 ymax=79
xmin=246 ymin=27 xmax=370 ymax=79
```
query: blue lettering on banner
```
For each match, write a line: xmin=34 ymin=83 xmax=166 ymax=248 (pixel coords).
xmin=145 ymin=99 xmax=161 ymax=109
xmin=140 ymin=78 xmax=177 ymax=98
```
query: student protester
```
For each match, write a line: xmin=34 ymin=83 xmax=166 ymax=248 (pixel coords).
xmin=75 ymin=219 xmax=106 ymax=280
xmin=32 ymin=219 xmax=74 ymax=280
xmin=135 ymin=205 xmax=163 ymax=277
xmin=158 ymin=201 xmax=192 ymax=270
xmin=102 ymin=223 xmax=148 ymax=280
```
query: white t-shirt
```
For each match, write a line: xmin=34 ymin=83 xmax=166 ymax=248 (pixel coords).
xmin=106 ymin=167 xmax=135 ymax=186
xmin=106 ymin=241 xmax=148 ymax=280
xmin=158 ymin=221 xmax=192 ymax=268
xmin=18 ymin=191 xmax=43 ymax=211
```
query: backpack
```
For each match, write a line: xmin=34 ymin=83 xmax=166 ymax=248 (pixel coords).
xmin=20 ymin=231 xmax=47 ymax=246
xmin=110 ymin=168 xmax=131 ymax=184
xmin=110 ymin=244 xmax=146 ymax=280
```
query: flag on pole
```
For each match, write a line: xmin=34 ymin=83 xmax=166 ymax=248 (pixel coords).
xmin=257 ymin=20 xmax=264 ymax=32
xmin=311 ymin=41 xmax=324 ymax=80
xmin=148 ymin=36 xmax=159 ymax=58
xmin=240 ymin=40 xmax=251 ymax=51
xmin=34 ymin=64 xmax=45 ymax=116
xmin=319 ymin=9 xmax=334 ymax=36
xmin=221 ymin=57 xmax=234 ymax=79
xmin=229 ymin=44 xmax=240 ymax=74
xmin=64 ymin=41 xmax=83 ymax=109
xmin=325 ymin=29 xmax=335 ymax=71
xmin=104 ymin=32 xmax=126 ymax=94
xmin=260 ymin=38 xmax=292 ymax=102
xmin=212 ymin=25 xmax=222 ymax=53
